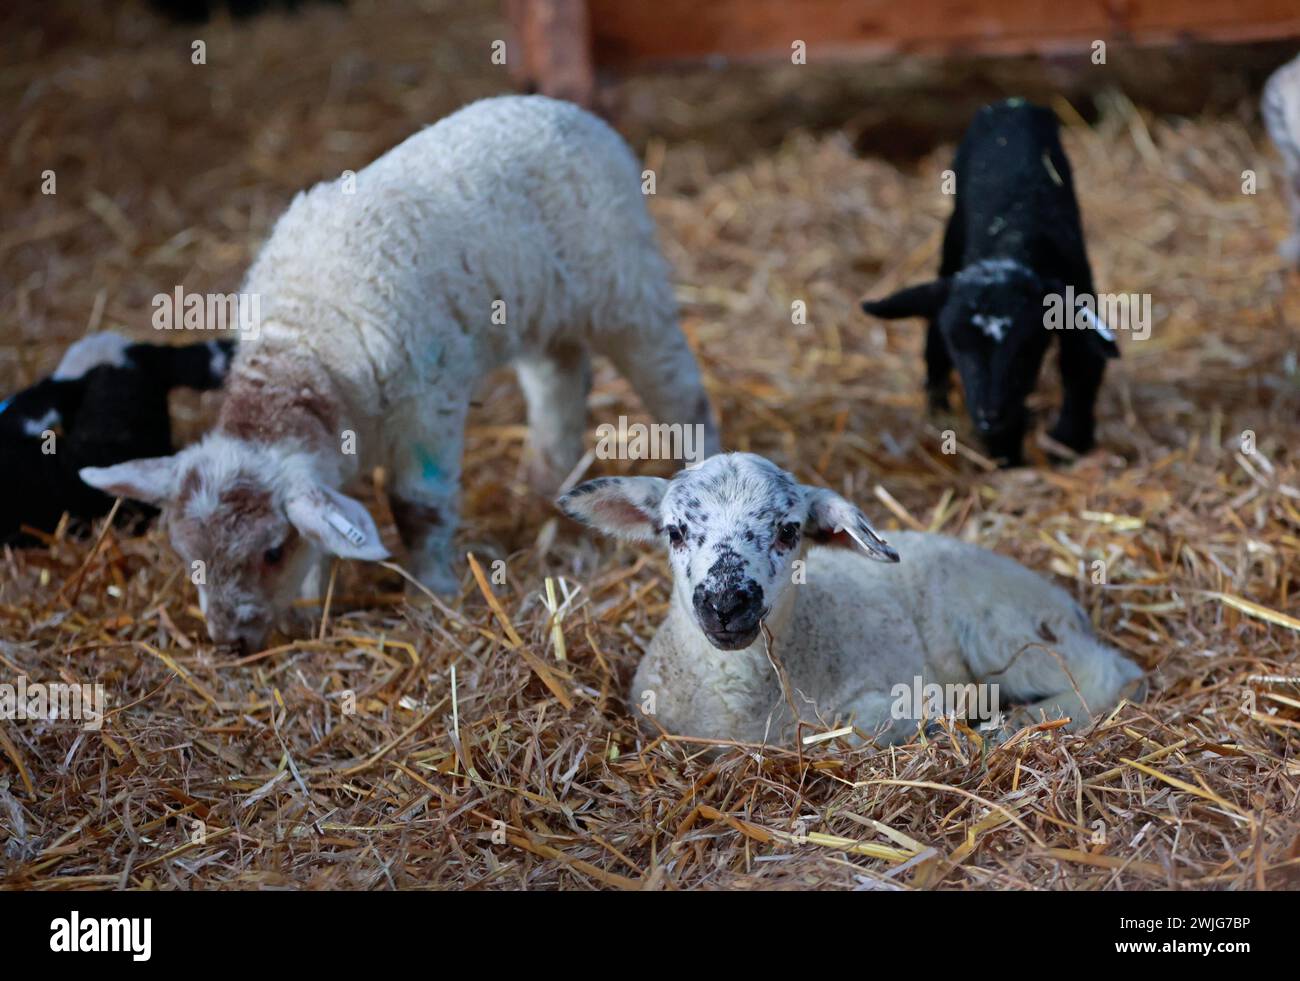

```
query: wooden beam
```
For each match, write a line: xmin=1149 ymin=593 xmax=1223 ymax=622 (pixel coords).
xmin=505 ymin=0 xmax=595 ymax=106
xmin=585 ymin=0 xmax=1300 ymax=67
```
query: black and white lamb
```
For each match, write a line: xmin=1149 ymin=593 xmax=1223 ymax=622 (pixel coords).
xmin=558 ymin=453 xmax=1144 ymax=747
xmin=861 ymin=99 xmax=1118 ymax=466
xmin=0 ymin=333 xmax=233 ymax=544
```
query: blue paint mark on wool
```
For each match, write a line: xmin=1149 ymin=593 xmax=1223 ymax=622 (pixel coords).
xmin=414 ymin=445 xmax=443 ymax=484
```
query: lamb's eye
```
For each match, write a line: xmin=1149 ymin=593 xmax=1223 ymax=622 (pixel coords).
xmin=263 ymin=543 xmax=286 ymax=566
xmin=777 ymin=522 xmax=800 ymax=547
xmin=667 ymin=524 xmax=686 ymax=548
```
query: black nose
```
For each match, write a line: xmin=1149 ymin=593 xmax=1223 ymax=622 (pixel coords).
xmin=693 ymin=582 xmax=763 ymax=633
xmin=210 ymin=634 xmax=248 ymax=656
xmin=208 ymin=621 xmax=261 ymax=655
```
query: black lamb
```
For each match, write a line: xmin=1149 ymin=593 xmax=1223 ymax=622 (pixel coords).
xmin=0 ymin=334 xmax=234 ymax=544
xmin=861 ymin=99 xmax=1118 ymax=466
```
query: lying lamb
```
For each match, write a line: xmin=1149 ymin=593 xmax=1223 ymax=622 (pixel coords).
xmin=1264 ymin=53 xmax=1300 ymax=266
xmin=861 ymin=99 xmax=1118 ymax=466
xmin=82 ymin=95 xmax=719 ymax=651
xmin=558 ymin=453 xmax=1143 ymax=747
xmin=0 ymin=333 xmax=232 ymax=545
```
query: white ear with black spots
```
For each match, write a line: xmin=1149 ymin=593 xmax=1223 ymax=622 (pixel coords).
xmin=802 ymin=486 xmax=900 ymax=562
xmin=556 ymin=476 xmax=669 ymax=543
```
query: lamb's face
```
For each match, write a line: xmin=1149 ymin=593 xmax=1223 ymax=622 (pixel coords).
xmin=167 ymin=466 xmax=314 ymax=652
xmin=940 ymin=262 xmax=1052 ymax=452
xmin=657 ymin=456 xmax=805 ymax=649
xmin=79 ymin=435 xmax=389 ymax=654
xmin=558 ymin=453 xmax=899 ymax=653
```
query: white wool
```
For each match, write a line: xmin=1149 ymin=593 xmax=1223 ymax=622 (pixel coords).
xmin=972 ymin=313 xmax=1009 ymax=342
xmin=53 ymin=332 xmax=133 ymax=380
xmin=229 ymin=95 xmax=714 ymax=587
xmin=622 ymin=456 xmax=1144 ymax=747
xmin=239 ymin=95 xmax=680 ymax=425
xmin=1264 ymin=54 xmax=1300 ymax=265
xmin=176 ymin=433 xmax=318 ymax=521
xmin=22 ymin=408 xmax=61 ymax=437
xmin=111 ymin=95 xmax=718 ymax=648
xmin=954 ymin=257 xmax=1031 ymax=287
xmin=206 ymin=339 xmax=230 ymax=380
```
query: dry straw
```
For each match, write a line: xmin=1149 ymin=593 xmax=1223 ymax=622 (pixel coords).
xmin=1 ymin=1 xmax=1298 ymax=889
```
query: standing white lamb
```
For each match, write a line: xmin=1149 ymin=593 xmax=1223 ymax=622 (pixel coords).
xmin=558 ymin=454 xmax=1144 ymax=746
xmin=1264 ymin=53 xmax=1300 ymax=265
xmin=81 ymin=95 xmax=719 ymax=651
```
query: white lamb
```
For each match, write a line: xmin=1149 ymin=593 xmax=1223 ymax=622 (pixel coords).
xmin=81 ymin=95 xmax=719 ymax=651
xmin=558 ymin=453 xmax=1144 ymax=746
xmin=1264 ymin=53 xmax=1300 ymax=265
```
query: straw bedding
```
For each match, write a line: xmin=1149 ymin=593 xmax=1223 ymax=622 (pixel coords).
xmin=1 ymin=0 xmax=1298 ymax=889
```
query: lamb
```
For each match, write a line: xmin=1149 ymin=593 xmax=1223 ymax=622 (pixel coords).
xmin=81 ymin=95 xmax=719 ymax=652
xmin=860 ymin=99 xmax=1118 ymax=467
xmin=0 ymin=333 xmax=233 ymax=544
xmin=1264 ymin=54 xmax=1300 ymax=266
xmin=557 ymin=453 xmax=1144 ymax=747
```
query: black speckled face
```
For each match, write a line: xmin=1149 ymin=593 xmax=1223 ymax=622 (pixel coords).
xmin=660 ymin=454 xmax=806 ymax=651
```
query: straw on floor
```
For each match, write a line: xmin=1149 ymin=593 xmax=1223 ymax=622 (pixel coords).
xmin=1 ymin=0 xmax=1298 ymax=889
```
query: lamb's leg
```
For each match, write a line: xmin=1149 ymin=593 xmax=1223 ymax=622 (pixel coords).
xmin=978 ymin=632 xmax=1144 ymax=733
xmin=388 ymin=406 xmax=465 ymax=596
xmin=515 ymin=339 xmax=591 ymax=494
xmin=597 ymin=322 xmax=721 ymax=463
xmin=280 ymin=554 xmax=332 ymax=636
xmin=844 ymin=691 xmax=912 ymax=747
xmin=299 ymin=555 xmax=331 ymax=600
xmin=1048 ymin=335 xmax=1106 ymax=455
xmin=924 ymin=319 xmax=952 ymax=412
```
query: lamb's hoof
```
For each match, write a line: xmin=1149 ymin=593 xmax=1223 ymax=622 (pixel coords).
xmin=977 ymin=427 xmax=1026 ymax=468
xmin=1039 ymin=428 xmax=1084 ymax=463
xmin=977 ymin=721 xmax=1017 ymax=750
xmin=1045 ymin=417 xmax=1095 ymax=457
xmin=923 ymin=720 xmax=947 ymax=739
xmin=989 ymin=445 xmax=1024 ymax=469
xmin=925 ymin=386 xmax=951 ymax=414
xmin=1123 ymin=676 xmax=1149 ymax=705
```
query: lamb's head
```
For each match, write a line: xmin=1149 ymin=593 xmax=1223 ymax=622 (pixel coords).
xmin=558 ymin=453 xmax=898 ymax=651
xmin=81 ymin=436 xmax=388 ymax=652
xmin=862 ymin=261 xmax=1047 ymax=457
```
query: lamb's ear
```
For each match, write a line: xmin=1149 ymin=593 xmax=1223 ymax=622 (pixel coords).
xmin=861 ymin=279 xmax=951 ymax=321
xmin=556 ymin=476 xmax=668 ymax=543
xmin=79 ymin=457 xmax=179 ymax=506
xmin=803 ymin=487 xmax=900 ymax=562
xmin=286 ymin=484 xmax=390 ymax=561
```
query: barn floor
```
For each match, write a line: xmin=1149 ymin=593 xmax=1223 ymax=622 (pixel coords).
xmin=2 ymin=0 xmax=1299 ymax=890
